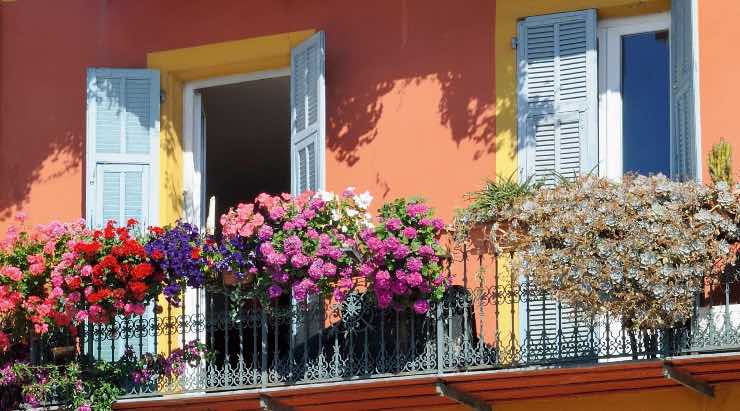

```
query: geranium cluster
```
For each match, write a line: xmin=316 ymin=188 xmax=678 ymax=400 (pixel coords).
xmin=217 ymin=188 xmax=373 ymax=304
xmin=359 ymin=199 xmax=449 ymax=314
xmin=145 ymin=222 xmax=208 ymax=305
xmin=0 ymin=214 xmax=89 ymax=346
xmin=492 ymin=174 xmax=740 ymax=330
xmin=0 ymin=216 xmax=164 ymax=358
xmin=69 ymin=220 xmax=163 ymax=323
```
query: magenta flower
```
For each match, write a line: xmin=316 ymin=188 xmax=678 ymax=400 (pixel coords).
xmin=268 ymin=284 xmax=283 ymax=300
xmin=401 ymin=227 xmax=417 ymax=239
xmin=413 ymin=299 xmax=430 ymax=314
xmin=291 ymin=253 xmax=310 ymax=268
xmin=385 ymin=218 xmax=402 ymax=231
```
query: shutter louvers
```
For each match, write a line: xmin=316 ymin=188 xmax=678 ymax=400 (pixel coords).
xmin=290 ymin=32 xmax=325 ymax=195
xmin=86 ymin=68 xmax=159 ymax=361
xmin=670 ymin=0 xmax=700 ymax=180
xmin=517 ymin=11 xmax=597 ymax=362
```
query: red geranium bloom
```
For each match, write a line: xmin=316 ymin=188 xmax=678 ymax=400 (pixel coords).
xmin=191 ymin=247 xmax=201 ymax=259
xmin=150 ymin=249 xmax=164 ymax=260
xmin=129 ymin=281 xmax=148 ymax=300
xmin=148 ymin=226 xmax=165 ymax=236
xmin=131 ymin=263 xmax=153 ymax=280
xmin=127 ymin=218 xmax=138 ymax=227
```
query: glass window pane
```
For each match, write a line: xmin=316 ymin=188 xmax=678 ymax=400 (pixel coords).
xmin=622 ymin=30 xmax=670 ymax=176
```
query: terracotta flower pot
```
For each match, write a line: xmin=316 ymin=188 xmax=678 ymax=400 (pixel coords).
xmin=51 ymin=345 xmax=76 ymax=361
xmin=222 ymin=271 xmax=255 ymax=287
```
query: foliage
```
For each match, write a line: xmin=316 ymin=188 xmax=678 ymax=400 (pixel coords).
xmin=708 ymin=138 xmax=734 ymax=186
xmin=0 ymin=340 xmax=210 ymax=410
xmin=358 ymin=198 xmax=449 ymax=313
xmin=489 ymin=174 xmax=740 ymax=330
xmin=452 ymin=174 xmax=537 ymax=243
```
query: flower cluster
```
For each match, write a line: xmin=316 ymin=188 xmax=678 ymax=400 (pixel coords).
xmin=359 ymin=199 xmax=449 ymax=313
xmin=145 ymin=221 xmax=208 ymax=305
xmin=69 ymin=220 xmax=163 ymax=323
xmin=0 ymin=215 xmax=90 ymax=340
xmin=217 ymin=188 xmax=373 ymax=304
xmin=126 ymin=340 xmax=210 ymax=386
xmin=490 ymin=174 xmax=740 ymax=330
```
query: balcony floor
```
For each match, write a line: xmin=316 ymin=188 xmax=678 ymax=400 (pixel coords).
xmin=114 ymin=352 xmax=740 ymax=411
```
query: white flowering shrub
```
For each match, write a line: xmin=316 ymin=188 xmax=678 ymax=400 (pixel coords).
xmin=489 ymin=174 xmax=740 ymax=330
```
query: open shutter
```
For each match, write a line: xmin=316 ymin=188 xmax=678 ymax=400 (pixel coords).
xmin=517 ymin=11 xmax=597 ymax=362
xmin=86 ymin=68 xmax=159 ymax=360
xmin=517 ymin=9 xmax=598 ymax=184
xmin=670 ymin=0 xmax=700 ymax=180
xmin=291 ymin=31 xmax=326 ymax=195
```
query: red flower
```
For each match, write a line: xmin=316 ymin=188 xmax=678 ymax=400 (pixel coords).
xmin=112 ymin=288 xmax=126 ymax=299
xmin=148 ymin=226 xmax=165 ymax=236
xmin=129 ymin=281 xmax=148 ymax=300
xmin=65 ymin=276 xmax=81 ymax=290
xmin=104 ymin=221 xmax=116 ymax=239
xmin=191 ymin=247 xmax=201 ymax=260
xmin=150 ymin=249 xmax=164 ymax=261
xmin=127 ymin=218 xmax=138 ymax=227
xmin=131 ymin=263 xmax=153 ymax=280
xmin=74 ymin=241 xmax=102 ymax=257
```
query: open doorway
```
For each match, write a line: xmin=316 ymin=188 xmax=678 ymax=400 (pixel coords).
xmin=198 ymin=74 xmax=290 ymax=233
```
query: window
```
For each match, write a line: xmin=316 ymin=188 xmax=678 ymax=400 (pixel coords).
xmin=598 ymin=14 xmax=672 ymax=180
xmin=516 ymin=2 xmax=701 ymax=358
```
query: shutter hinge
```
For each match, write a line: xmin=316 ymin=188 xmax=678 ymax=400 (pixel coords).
xmin=511 ymin=37 xmax=518 ymax=50
xmin=160 ymin=89 xmax=167 ymax=104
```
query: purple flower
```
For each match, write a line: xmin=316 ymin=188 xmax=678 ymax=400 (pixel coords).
xmin=308 ymin=259 xmax=324 ymax=280
xmin=366 ymin=236 xmax=384 ymax=253
xmin=307 ymin=229 xmax=319 ymax=240
xmin=257 ymin=225 xmax=273 ymax=240
xmin=376 ymin=289 xmax=393 ymax=308
xmin=359 ymin=263 xmax=375 ymax=277
xmin=266 ymin=252 xmax=287 ymax=266
xmin=413 ymin=299 xmax=430 ymax=314
xmin=283 ymin=235 xmax=303 ymax=256
xmin=401 ymin=227 xmax=417 ymax=239
xmin=391 ymin=279 xmax=408 ymax=295
xmin=271 ymin=270 xmax=289 ymax=283
xmin=268 ymin=284 xmax=283 ymax=299
xmin=431 ymin=218 xmax=445 ymax=231
xmin=259 ymin=242 xmax=275 ymax=256
xmin=419 ymin=245 xmax=435 ymax=258
xmin=375 ymin=270 xmax=391 ymax=289
xmin=407 ymin=203 xmax=429 ymax=218
xmin=291 ymin=253 xmax=310 ymax=268
xmin=77 ymin=405 xmax=92 ymax=411
xmin=385 ymin=218 xmax=402 ymax=231
xmin=405 ymin=271 xmax=423 ymax=287
xmin=419 ymin=217 xmax=432 ymax=227
xmin=392 ymin=244 xmax=410 ymax=259
xmin=405 ymin=257 xmax=423 ymax=272
xmin=292 ymin=217 xmax=307 ymax=228
xmin=269 ymin=207 xmax=285 ymax=221
xmin=322 ymin=262 xmax=337 ymax=277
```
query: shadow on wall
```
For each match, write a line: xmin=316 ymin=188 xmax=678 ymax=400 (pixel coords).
xmin=324 ymin=0 xmax=509 ymax=167
xmin=0 ymin=131 xmax=83 ymax=221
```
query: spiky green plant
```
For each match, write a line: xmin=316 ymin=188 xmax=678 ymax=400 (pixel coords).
xmin=708 ymin=138 xmax=734 ymax=187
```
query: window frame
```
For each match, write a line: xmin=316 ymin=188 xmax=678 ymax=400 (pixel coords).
xmin=597 ymin=12 xmax=671 ymax=180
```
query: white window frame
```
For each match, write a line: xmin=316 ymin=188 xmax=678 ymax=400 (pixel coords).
xmin=597 ymin=12 xmax=671 ymax=180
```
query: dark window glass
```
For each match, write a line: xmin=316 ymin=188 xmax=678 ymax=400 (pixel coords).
xmin=621 ymin=30 xmax=670 ymax=176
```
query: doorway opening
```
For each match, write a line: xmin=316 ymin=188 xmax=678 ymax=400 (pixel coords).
xmin=199 ymin=74 xmax=291 ymax=232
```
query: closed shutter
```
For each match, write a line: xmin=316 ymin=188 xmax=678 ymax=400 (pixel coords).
xmin=670 ymin=0 xmax=700 ymax=180
xmin=517 ymin=10 xmax=597 ymax=362
xmin=86 ymin=68 xmax=159 ymax=361
xmin=291 ymin=31 xmax=325 ymax=194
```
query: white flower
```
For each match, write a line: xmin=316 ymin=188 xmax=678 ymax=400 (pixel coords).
xmin=331 ymin=209 xmax=341 ymax=221
xmin=354 ymin=191 xmax=373 ymax=210
xmin=346 ymin=208 xmax=359 ymax=217
xmin=315 ymin=190 xmax=336 ymax=202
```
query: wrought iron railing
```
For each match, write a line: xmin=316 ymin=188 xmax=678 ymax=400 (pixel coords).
xmin=33 ymin=252 xmax=740 ymax=398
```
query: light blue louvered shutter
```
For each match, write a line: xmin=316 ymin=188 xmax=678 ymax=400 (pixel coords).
xmin=517 ymin=9 xmax=598 ymax=185
xmin=516 ymin=10 xmax=598 ymax=362
xmin=85 ymin=68 xmax=159 ymax=361
xmin=291 ymin=32 xmax=325 ymax=195
xmin=670 ymin=0 xmax=700 ymax=181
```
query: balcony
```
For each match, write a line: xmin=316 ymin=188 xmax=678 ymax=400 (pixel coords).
xmin=59 ymin=250 xmax=740 ymax=409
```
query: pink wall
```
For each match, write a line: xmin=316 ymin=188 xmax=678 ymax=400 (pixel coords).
xmin=0 ymin=0 xmax=497 ymax=232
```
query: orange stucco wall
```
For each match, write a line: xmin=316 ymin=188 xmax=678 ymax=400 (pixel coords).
xmin=0 ymin=0 xmax=496 ymax=232
xmin=698 ymin=0 xmax=740 ymax=183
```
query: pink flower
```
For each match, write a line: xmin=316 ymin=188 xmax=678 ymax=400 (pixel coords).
xmin=405 ymin=257 xmax=423 ymax=272
xmin=257 ymin=225 xmax=273 ymax=241
xmin=291 ymin=253 xmax=310 ymax=268
xmin=1 ymin=266 xmax=23 ymax=282
xmin=34 ymin=322 xmax=49 ymax=335
xmin=269 ymin=206 xmax=285 ymax=221
xmin=43 ymin=240 xmax=56 ymax=255
xmin=0 ymin=331 xmax=9 ymax=353
xmin=81 ymin=264 xmax=93 ymax=277
xmin=405 ymin=271 xmax=424 ymax=287
xmin=75 ymin=311 xmax=89 ymax=322
xmin=413 ymin=299 xmax=430 ymax=314
xmin=407 ymin=203 xmax=429 ymax=218
xmin=27 ymin=253 xmax=46 ymax=275
xmin=124 ymin=303 xmax=145 ymax=316
xmin=14 ymin=212 xmax=27 ymax=223
xmin=385 ymin=218 xmax=402 ymax=231
xmin=308 ymin=259 xmax=324 ymax=280
xmin=401 ymin=227 xmax=417 ymax=239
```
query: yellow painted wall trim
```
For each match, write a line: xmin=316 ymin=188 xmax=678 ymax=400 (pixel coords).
xmin=147 ymin=29 xmax=315 ymax=227
xmin=146 ymin=29 xmax=315 ymax=356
